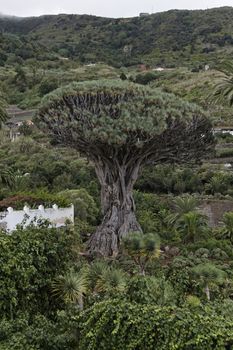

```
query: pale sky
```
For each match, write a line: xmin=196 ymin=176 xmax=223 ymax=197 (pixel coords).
xmin=1 ymin=0 xmax=233 ymax=18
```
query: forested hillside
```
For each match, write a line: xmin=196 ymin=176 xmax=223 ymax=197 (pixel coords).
xmin=1 ymin=7 xmax=233 ymax=67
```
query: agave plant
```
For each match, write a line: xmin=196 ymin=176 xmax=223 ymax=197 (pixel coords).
xmin=51 ymin=270 xmax=89 ymax=310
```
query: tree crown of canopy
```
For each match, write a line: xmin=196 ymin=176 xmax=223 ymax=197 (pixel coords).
xmin=36 ymin=80 xmax=214 ymax=166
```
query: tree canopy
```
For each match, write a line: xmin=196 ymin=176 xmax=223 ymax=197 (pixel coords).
xmin=36 ymin=80 xmax=214 ymax=166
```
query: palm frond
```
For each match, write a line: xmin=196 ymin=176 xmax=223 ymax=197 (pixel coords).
xmin=212 ymin=61 xmax=233 ymax=106
xmin=0 ymin=167 xmax=15 ymax=187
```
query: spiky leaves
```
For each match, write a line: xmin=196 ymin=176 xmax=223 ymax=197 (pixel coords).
xmin=0 ymin=166 xmax=15 ymax=188
xmin=176 ymin=211 xmax=208 ymax=243
xmin=36 ymin=80 xmax=214 ymax=167
xmin=51 ymin=270 xmax=89 ymax=309
xmin=122 ymin=232 xmax=160 ymax=275
xmin=213 ymin=61 xmax=233 ymax=106
xmin=88 ymin=261 xmax=127 ymax=296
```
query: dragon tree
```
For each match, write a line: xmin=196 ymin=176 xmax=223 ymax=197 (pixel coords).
xmin=36 ymin=80 xmax=214 ymax=256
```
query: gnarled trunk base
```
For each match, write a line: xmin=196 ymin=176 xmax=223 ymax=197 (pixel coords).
xmin=87 ymin=203 xmax=142 ymax=257
xmin=87 ymin=160 xmax=142 ymax=257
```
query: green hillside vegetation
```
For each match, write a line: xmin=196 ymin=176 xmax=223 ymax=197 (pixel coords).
xmin=1 ymin=7 xmax=233 ymax=67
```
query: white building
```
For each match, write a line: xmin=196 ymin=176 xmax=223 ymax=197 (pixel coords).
xmin=0 ymin=204 xmax=74 ymax=232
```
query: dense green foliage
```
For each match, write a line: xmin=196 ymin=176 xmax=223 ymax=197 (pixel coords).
xmin=1 ymin=7 xmax=233 ymax=67
xmin=0 ymin=223 xmax=79 ymax=319
xmin=75 ymin=299 xmax=233 ymax=350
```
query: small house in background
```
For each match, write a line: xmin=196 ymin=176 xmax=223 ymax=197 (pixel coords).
xmin=0 ymin=204 xmax=74 ymax=232
xmin=4 ymin=122 xmax=21 ymax=142
xmin=4 ymin=105 xmax=36 ymax=141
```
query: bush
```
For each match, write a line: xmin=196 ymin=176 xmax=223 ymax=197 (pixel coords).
xmin=58 ymin=189 xmax=99 ymax=224
xmin=39 ymin=78 xmax=59 ymax=96
xmin=75 ymin=299 xmax=233 ymax=350
xmin=216 ymin=148 xmax=233 ymax=158
xmin=134 ymin=72 xmax=157 ymax=85
xmin=0 ymin=224 xmax=79 ymax=318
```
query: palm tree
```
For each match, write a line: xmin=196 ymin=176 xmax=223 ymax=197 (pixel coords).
xmin=213 ymin=61 xmax=233 ymax=106
xmin=0 ymin=96 xmax=8 ymax=129
xmin=167 ymin=195 xmax=199 ymax=225
xmin=51 ymin=270 xmax=89 ymax=310
xmin=173 ymin=195 xmax=199 ymax=215
xmin=176 ymin=211 xmax=208 ymax=243
xmin=192 ymin=263 xmax=226 ymax=301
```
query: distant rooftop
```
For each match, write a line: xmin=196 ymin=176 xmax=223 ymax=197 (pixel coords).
xmin=6 ymin=105 xmax=36 ymax=123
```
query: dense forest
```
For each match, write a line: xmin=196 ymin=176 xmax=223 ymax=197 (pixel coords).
xmin=1 ymin=6 xmax=233 ymax=350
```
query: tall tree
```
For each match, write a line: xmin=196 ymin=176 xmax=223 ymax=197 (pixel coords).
xmin=36 ymin=80 xmax=214 ymax=256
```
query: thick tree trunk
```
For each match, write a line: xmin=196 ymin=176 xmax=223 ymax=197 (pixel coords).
xmin=87 ymin=160 xmax=142 ymax=256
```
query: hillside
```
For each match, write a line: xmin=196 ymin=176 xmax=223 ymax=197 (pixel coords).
xmin=1 ymin=7 xmax=233 ymax=67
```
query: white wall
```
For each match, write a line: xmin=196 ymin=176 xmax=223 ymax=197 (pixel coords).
xmin=0 ymin=204 xmax=74 ymax=232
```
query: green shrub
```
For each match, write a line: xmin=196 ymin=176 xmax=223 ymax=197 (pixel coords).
xmin=75 ymin=299 xmax=233 ymax=350
xmin=134 ymin=72 xmax=158 ymax=85
xmin=216 ymin=148 xmax=233 ymax=158
xmin=58 ymin=189 xmax=99 ymax=224
xmin=0 ymin=224 xmax=79 ymax=318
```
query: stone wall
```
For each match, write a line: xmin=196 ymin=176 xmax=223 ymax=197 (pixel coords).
xmin=199 ymin=199 xmax=233 ymax=227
